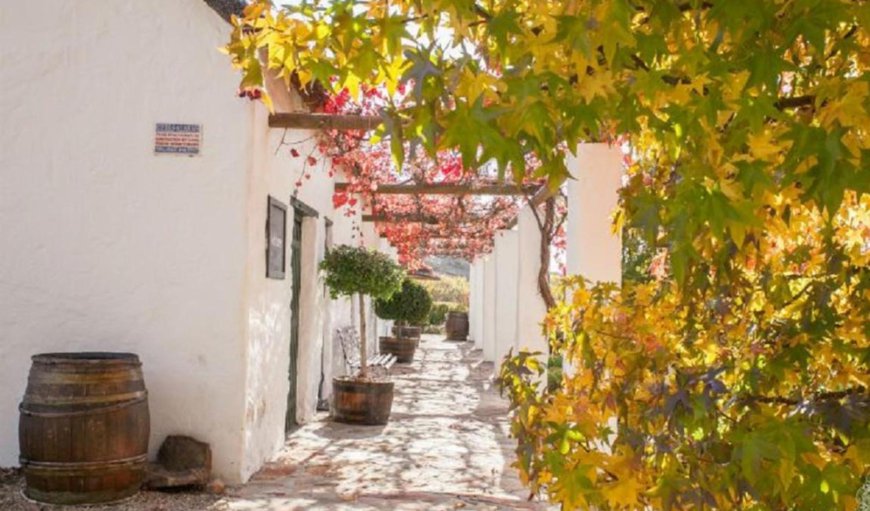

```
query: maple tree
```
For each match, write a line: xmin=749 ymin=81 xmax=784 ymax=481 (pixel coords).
xmin=225 ymin=0 xmax=869 ymax=508
xmin=500 ymin=192 xmax=869 ymax=509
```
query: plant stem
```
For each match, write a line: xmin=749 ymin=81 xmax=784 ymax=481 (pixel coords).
xmin=359 ymin=293 xmax=368 ymax=378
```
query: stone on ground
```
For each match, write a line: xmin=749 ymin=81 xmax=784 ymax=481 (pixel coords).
xmin=145 ymin=435 xmax=213 ymax=489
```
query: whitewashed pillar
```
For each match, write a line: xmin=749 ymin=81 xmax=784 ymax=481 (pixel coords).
xmin=469 ymin=259 xmax=485 ymax=349
xmin=494 ymin=231 xmax=519 ymax=366
xmin=565 ymin=143 xmax=623 ymax=447
xmin=515 ymin=207 xmax=549 ymax=356
xmin=377 ymin=237 xmax=397 ymax=337
xmin=566 ymin=143 xmax=623 ymax=283
xmin=296 ymin=217 xmax=325 ymax=423
xmin=482 ymin=256 xmax=497 ymax=362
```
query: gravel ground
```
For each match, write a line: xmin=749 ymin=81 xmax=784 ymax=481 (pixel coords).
xmin=0 ymin=468 xmax=226 ymax=511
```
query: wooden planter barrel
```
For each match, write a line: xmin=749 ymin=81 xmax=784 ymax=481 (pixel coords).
xmin=391 ymin=325 xmax=421 ymax=339
xmin=19 ymin=352 xmax=150 ymax=505
xmin=332 ymin=377 xmax=394 ymax=425
xmin=379 ymin=336 xmax=417 ymax=363
xmin=445 ymin=311 xmax=469 ymax=341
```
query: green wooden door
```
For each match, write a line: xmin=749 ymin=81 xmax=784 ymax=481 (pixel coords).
xmin=286 ymin=211 xmax=303 ymax=432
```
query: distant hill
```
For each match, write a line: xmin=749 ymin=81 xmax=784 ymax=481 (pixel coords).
xmin=425 ymin=256 xmax=470 ymax=279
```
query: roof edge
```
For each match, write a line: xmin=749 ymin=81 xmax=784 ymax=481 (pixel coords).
xmin=203 ymin=0 xmax=246 ymax=23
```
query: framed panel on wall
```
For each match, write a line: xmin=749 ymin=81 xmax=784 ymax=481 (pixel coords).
xmin=266 ymin=196 xmax=287 ymax=279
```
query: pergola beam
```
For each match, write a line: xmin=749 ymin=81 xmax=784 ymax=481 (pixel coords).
xmin=269 ymin=113 xmax=383 ymax=131
xmin=336 ymin=182 xmax=540 ymax=195
xmin=362 ymin=213 xmax=497 ymax=224
xmin=363 ymin=214 xmax=440 ymax=224
xmin=503 ymin=185 xmax=558 ymax=229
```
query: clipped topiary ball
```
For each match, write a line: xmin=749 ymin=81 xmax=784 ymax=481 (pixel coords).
xmin=319 ymin=245 xmax=405 ymax=300
xmin=375 ymin=279 xmax=433 ymax=325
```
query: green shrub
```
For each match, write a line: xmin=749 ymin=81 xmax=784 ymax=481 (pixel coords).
xmin=428 ymin=302 xmax=454 ymax=326
xmin=375 ymin=279 xmax=433 ymax=325
xmin=421 ymin=276 xmax=469 ymax=306
xmin=448 ymin=302 xmax=468 ymax=313
xmin=427 ymin=301 xmax=467 ymax=329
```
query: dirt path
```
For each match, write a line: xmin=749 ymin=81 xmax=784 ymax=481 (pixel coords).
xmin=220 ymin=335 xmax=552 ymax=511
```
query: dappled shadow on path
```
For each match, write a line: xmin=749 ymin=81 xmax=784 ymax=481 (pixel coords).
xmin=220 ymin=336 xmax=553 ymax=511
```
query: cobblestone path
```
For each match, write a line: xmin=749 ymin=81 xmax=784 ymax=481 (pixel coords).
xmin=221 ymin=335 xmax=553 ymax=511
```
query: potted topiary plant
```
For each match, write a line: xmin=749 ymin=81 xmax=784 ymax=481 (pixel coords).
xmin=320 ymin=245 xmax=405 ymax=425
xmin=375 ymin=279 xmax=432 ymax=362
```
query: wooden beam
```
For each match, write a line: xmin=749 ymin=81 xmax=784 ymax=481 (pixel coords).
xmin=363 ymin=213 xmax=497 ymax=224
xmin=269 ymin=113 xmax=382 ymax=131
xmin=363 ymin=214 xmax=440 ymax=224
xmin=504 ymin=185 xmax=557 ymax=229
xmin=336 ymin=182 xmax=540 ymax=195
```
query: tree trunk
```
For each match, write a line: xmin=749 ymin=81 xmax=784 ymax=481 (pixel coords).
xmin=538 ymin=197 xmax=557 ymax=309
xmin=358 ymin=293 xmax=368 ymax=378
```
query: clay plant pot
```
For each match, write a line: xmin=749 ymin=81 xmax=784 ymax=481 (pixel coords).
xmin=379 ymin=336 xmax=417 ymax=363
xmin=391 ymin=325 xmax=422 ymax=339
xmin=332 ymin=377 xmax=394 ymax=425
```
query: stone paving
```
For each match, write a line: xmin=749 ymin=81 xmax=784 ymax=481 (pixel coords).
xmin=219 ymin=335 xmax=554 ymax=511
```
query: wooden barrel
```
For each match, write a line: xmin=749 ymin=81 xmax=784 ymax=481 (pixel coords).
xmin=332 ymin=377 xmax=394 ymax=425
xmin=392 ymin=325 xmax=422 ymax=339
xmin=19 ymin=352 xmax=150 ymax=505
xmin=445 ymin=312 xmax=469 ymax=341
xmin=379 ymin=336 xmax=417 ymax=363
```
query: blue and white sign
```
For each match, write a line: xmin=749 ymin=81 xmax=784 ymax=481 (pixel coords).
xmin=154 ymin=123 xmax=202 ymax=156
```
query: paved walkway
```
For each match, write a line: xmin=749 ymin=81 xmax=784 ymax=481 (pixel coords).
xmin=220 ymin=335 xmax=552 ymax=511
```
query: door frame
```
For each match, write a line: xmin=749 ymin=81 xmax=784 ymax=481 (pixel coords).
xmin=285 ymin=197 xmax=319 ymax=433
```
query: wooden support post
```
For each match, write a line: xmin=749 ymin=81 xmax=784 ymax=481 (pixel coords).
xmin=269 ymin=113 xmax=383 ymax=131
xmin=362 ymin=214 xmax=440 ymax=224
xmin=504 ymin=185 xmax=557 ymax=229
xmin=336 ymin=183 xmax=540 ymax=196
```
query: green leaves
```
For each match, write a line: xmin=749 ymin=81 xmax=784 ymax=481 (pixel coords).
xmin=224 ymin=3 xmax=870 ymax=506
xmin=374 ymin=279 xmax=433 ymax=324
xmin=319 ymin=245 xmax=404 ymax=300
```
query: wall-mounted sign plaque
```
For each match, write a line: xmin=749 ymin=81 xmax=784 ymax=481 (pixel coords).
xmin=267 ymin=196 xmax=287 ymax=279
xmin=154 ymin=123 xmax=202 ymax=156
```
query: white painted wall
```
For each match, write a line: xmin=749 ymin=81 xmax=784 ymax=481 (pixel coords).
xmin=469 ymin=260 xmax=485 ymax=349
xmin=482 ymin=257 xmax=497 ymax=362
xmin=0 ymin=0 xmax=252 ymax=481
xmin=565 ymin=143 xmax=624 ymax=283
xmin=516 ymin=207 xmax=549 ymax=356
xmin=240 ymin=105 xmax=363 ymax=479
xmin=0 ymin=0 xmax=371 ymax=485
xmin=493 ymin=231 xmax=519 ymax=365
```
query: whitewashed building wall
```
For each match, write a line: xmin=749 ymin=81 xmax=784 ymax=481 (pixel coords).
xmin=0 ymin=0 xmax=380 ymax=484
